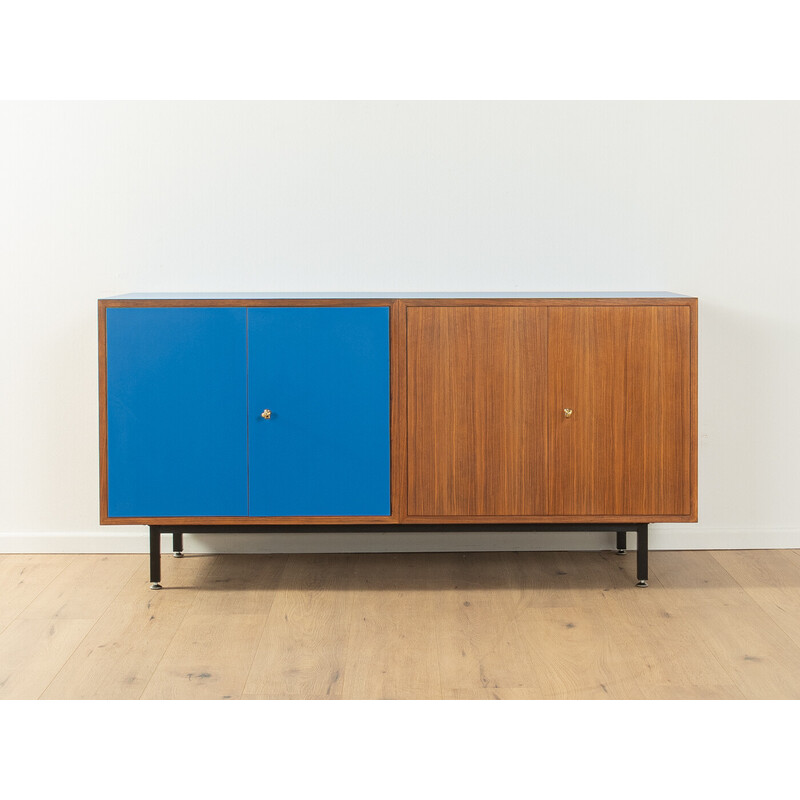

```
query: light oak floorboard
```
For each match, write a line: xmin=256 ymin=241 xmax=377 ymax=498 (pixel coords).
xmin=502 ymin=550 xmax=597 ymax=609
xmin=442 ymin=688 xmax=549 ymax=700
xmin=0 ymin=618 xmax=96 ymax=699
xmin=446 ymin=684 xmax=742 ymax=700
xmin=504 ymin=552 xmax=645 ymax=698
xmin=244 ymin=555 xmax=355 ymax=699
xmin=187 ymin=554 xmax=287 ymax=616
xmin=433 ymin=552 xmax=543 ymax=694
xmin=638 ymin=685 xmax=746 ymax=700
xmin=41 ymin=556 xmax=214 ymax=699
xmin=514 ymin=603 xmax=646 ymax=699
xmin=445 ymin=686 xmax=740 ymax=700
xmin=656 ymin=551 xmax=800 ymax=699
xmin=141 ymin=612 xmax=267 ymax=700
xmin=567 ymin=551 xmax=742 ymax=699
xmin=711 ymin=549 xmax=800 ymax=649
xmin=651 ymin=549 xmax=754 ymax=605
xmin=5 ymin=551 xmax=800 ymax=700
xmin=341 ymin=554 xmax=442 ymax=699
xmin=659 ymin=600 xmax=800 ymax=699
xmin=19 ymin=555 xmax=141 ymax=621
xmin=442 ymin=687 xmax=635 ymax=700
xmin=0 ymin=555 xmax=75 ymax=632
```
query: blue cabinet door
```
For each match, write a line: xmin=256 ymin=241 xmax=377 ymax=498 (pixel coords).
xmin=106 ymin=307 xmax=248 ymax=517
xmin=248 ymin=307 xmax=391 ymax=516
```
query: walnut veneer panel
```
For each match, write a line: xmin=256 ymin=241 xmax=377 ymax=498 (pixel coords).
xmin=548 ymin=305 xmax=692 ymax=516
xmin=407 ymin=306 xmax=548 ymax=516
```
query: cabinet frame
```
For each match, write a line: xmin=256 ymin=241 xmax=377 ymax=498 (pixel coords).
xmin=99 ymin=295 xmax=697 ymax=526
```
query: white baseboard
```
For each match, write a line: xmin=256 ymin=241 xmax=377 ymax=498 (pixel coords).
xmin=1 ymin=527 xmax=799 ymax=553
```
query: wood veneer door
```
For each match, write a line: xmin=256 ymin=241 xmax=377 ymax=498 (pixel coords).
xmin=407 ymin=306 xmax=548 ymax=516
xmin=548 ymin=306 xmax=692 ymax=516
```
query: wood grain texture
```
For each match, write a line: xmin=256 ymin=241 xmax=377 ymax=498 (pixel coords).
xmin=393 ymin=300 xmax=408 ymax=522
xmin=407 ymin=306 xmax=548 ymax=516
xmin=41 ymin=556 xmax=212 ymax=699
xmin=18 ymin=555 xmax=140 ymax=621
xmin=244 ymin=555 xmax=355 ymax=699
xmin=503 ymin=551 xmax=647 ymax=698
xmin=341 ymin=554 xmax=442 ymax=699
xmin=141 ymin=613 xmax=267 ymax=700
xmin=689 ymin=298 xmax=699 ymax=521
xmin=433 ymin=553 xmax=542 ymax=693
xmin=0 ymin=618 xmax=96 ymax=699
xmin=548 ymin=305 xmax=692 ymax=516
xmin=557 ymin=550 xmax=742 ymax=698
xmin=711 ymin=549 xmax=800 ymax=650
xmin=442 ymin=686 xmax=735 ymax=699
xmin=655 ymin=551 xmax=800 ymax=699
xmin=186 ymin=554 xmax=287 ymax=616
xmin=403 ymin=514 xmax=694 ymax=524
xmin=516 ymin=606 xmax=647 ymax=699
xmin=2 ymin=551 xmax=800 ymax=700
xmin=0 ymin=555 xmax=75 ymax=632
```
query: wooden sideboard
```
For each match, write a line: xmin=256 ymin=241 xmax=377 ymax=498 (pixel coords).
xmin=98 ymin=293 xmax=697 ymax=588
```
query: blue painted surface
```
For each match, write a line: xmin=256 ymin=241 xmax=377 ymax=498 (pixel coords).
xmin=106 ymin=308 xmax=248 ymax=517
xmin=247 ymin=307 xmax=391 ymax=516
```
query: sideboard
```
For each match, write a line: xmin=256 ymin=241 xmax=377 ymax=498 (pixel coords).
xmin=98 ymin=293 xmax=697 ymax=588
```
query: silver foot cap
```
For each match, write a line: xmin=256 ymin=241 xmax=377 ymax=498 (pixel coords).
xmin=636 ymin=580 xmax=648 ymax=588
xmin=616 ymin=549 xmax=627 ymax=555
xmin=173 ymin=552 xmax=184 ymax=558
xmin=150 ymin=582 xmax=163 ymax=590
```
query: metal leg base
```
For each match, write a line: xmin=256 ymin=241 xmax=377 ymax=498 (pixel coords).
xmin=617 ymin=549 xmax=627 ymax=555
xmin=172 ymin=531 xmax=183 ymax=560
xmin=149 ymin=526 xmax=162 ymax=589
xmin=636 ymin=524 xmax=649 ymax=588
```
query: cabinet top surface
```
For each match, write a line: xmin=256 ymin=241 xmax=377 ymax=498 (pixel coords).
xmin=104 ymin=291 xmax=693 ymax=300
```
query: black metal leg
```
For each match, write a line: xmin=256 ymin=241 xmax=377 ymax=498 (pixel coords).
xmin=149 ymin=526 xmax=162 ymax=590
xmin=616 ymin=530 xmax=627 ymax=554
xmin=173 ymin=531 xmax=184 ymax=558
xmin=636 ymin=524 xmax=648 ymax=587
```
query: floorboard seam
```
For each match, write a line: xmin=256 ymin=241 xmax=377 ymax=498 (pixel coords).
xmin=709 ymin=551 xmax=800 ymax=655
xmin=6 ymin=555 xmax=77 ymax=628
xmin=139 ymin=555 xmax=220 ymax=699
xmin=240 ymin=555 xmax=291 ymax=699
xmin=37 ymin=556 xmax=144 ymax=699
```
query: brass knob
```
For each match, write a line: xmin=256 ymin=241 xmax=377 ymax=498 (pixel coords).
xmin=261 ymin=409 xmax=272 ymax=420
xmin=563 ymin=408 xmax=573 ymax=418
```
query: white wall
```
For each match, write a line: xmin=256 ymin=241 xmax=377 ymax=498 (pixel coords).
xmin=1 ymin=101 xmax=798 ymax=553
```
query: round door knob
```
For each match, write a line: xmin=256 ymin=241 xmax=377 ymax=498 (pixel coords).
xmin=261 ymin=409 xmax=272 ymax=420
xmin=563 ymin=408 xmax=573 ymax=418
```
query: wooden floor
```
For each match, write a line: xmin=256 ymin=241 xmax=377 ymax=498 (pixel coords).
xmin=1 ymin=549 xmax=800 ymax=699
